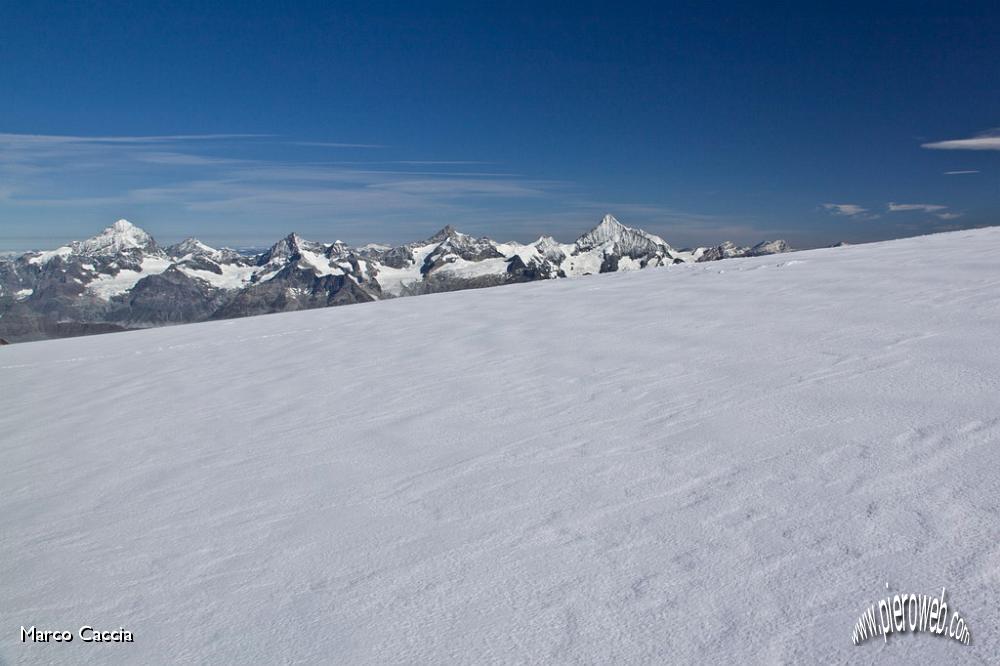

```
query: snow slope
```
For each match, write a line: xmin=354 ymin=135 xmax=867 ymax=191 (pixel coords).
xmin=2 ymin=228 xmax=1000 ymax=664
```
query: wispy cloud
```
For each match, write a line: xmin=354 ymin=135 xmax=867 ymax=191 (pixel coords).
xmin=391 ymin=160 xmax=493 ymax=166
xmin=292 ymin=141 xmax=386 ymax=149
xmin=943 ymin=170 xmax=980 ymax=175
xmin=887 ymin=202 xmax=947 ymax=213
xmin=0 ymin=133 xmax=269 ymax=145
xmin=0 ymin=131 xmax=745 ymax=245
xmin=821 ymin=203 xmax=866 ymax=216
xmin=821 ymin=201 xmax=963 ymax=223
xmin=820 ymin=203 xmax=878 ymax=219
xmin=134 ymin=152 xmax=254 ymax=166
xmin=887 ymin=202 xmax=961 ymax=220
xmin=922 ymin=130 xmax=1000 ymax=151
xmin=370 ymin=178 xmax=553 ymax=198
xmin=0 ymin=132 xmax=583 ymax=242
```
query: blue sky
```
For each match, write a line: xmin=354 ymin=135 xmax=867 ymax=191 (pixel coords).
xmin=0 ymin=1 xmax=997 ymax=251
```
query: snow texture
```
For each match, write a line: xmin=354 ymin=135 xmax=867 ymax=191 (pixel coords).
xmin=2 ymin=228 xmax=1000 ymax=664
xmin=84 ymin=256 xmax=175 ymax=300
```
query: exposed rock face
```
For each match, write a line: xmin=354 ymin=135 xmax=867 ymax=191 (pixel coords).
xmin=420 ymin=231 xmax=504 ymax=275
xmin=374 ymin=245 xmax=415 ymax=269
xmin=697 ymin=241 xmax=750 ymax=263
xmin=116 ymin=267 xmax=229 ymax=325
xmin=697 ymin=239 xmax=793 ymax=262
xmin=506 ymin=254 xmax=560 ymax=282
xmin=213 ymin=269 xmax=379 ymax=319
xmin=747 ymin=240 xmax=791 ymax=256
xmin=0 ymin=216 xmax=792 ymax=343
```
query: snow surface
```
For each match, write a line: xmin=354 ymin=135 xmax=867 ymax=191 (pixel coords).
xmin=3 ymin=228 xmax=1000 ymax=664
xmin=435 ymin=256 xmax=510 ymax=279
xmin=374 ymin=243 xmax=439 ymax=296
xmin=561 ymin=249 xmax=605 ymax=276
xmin=494 ymin=241 xmax=544 ymax=265
xmin=25 ymin=245 xmax=73 ymax=265
xmin=175 ymin=263 xmax=258 ymax=291
xmin=297 ymin=248 xmax=345 ymax=278
xmin=84 ymin=256 xmax=175 ymax=300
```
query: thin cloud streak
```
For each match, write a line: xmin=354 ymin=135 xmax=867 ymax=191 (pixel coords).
xmin=0 ymin=132 xmax=271 ymax=145
xmin=886 ymin=202 xmax=962 ymax=221
xmin=922 ymin=130 xmax=1000 ymax=151
xmin=0 ymin=130 xmax=771 ymax=246
xmin=392 ymin=160 xmax=494 ymax=165
xmin=292 ymin=141 xmax=386 ymax=149
xmin=887 ymin=203 xmax=947 ymax=212
xmin=821 ymin=203 xmax=866 ymax=216
xmin=821 ymin=202 xmax=962 ymax=222
xmin=820 ymin=203 xmax=878 ymax=219
xmin=135 ymin=152 xmax=256 ymax=166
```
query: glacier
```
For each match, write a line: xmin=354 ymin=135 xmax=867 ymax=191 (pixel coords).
xmin=2 ymin=227 xmax=999 ymax=663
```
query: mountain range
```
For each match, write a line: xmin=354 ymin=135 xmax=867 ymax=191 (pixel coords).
xmin=0 ymin=215 xmax=790 ymax=342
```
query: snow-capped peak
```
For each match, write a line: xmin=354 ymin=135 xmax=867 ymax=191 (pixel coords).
xmin=257 ymin=232 xmax=329 ymax=268
xmin=69 ymin=219 xmax=158 ymax=256
xmin=425 ymin=225 xmax=468 ymax=244
xmin=532 ymin=235 xmax=567 ymax=260
xmin=167 ymin=238 xmax=219 ymax=258
xmin=576 ymin=214 xmax=673 ymax=256
xmin=747 ymin=240 xmax=791 ymax=256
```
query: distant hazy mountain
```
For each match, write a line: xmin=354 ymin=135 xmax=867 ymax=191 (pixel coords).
xmin=0 ymin=215 xmax=790 ymax=342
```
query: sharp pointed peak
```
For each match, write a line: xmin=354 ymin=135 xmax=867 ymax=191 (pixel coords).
xmin=575 ymin=213 xmax=675 ymax=254
xmin=425 ymin=225 xmax=467 ymax=243
xmin=70 ymin=218 xmax=158 ymax=255
xmin=576 ymin=214 xmax=633 ymax=244
xmin=581 ymin=214 xmax=631 ymax=237
xmin=278 ymin=232 xmax=319 ymax=250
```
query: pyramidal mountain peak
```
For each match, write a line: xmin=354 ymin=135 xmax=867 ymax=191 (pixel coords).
xmin=575 ymin=213 xmax=673 ymax=257
xmin=425 ymin=225 xmax=464 ymax=244
xmin=258 ymin=232 xmax=309 ymax=265
xmin=69 ymin=218 xmax=159 ymax=256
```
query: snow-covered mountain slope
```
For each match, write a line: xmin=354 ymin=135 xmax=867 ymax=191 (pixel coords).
xmin=4 ymin=228 xmax=998 ymax=663
xmin=575 ymin=213 xmax=675 ymax=256
xmin=0 ymin=216 xmax=790 ymax=342
xmin=25 ymin=219 xmax=158 ymax=264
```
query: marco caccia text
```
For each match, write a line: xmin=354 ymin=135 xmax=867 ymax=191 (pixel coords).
xmin=21 ymin=625 xmax=133 ymax=643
